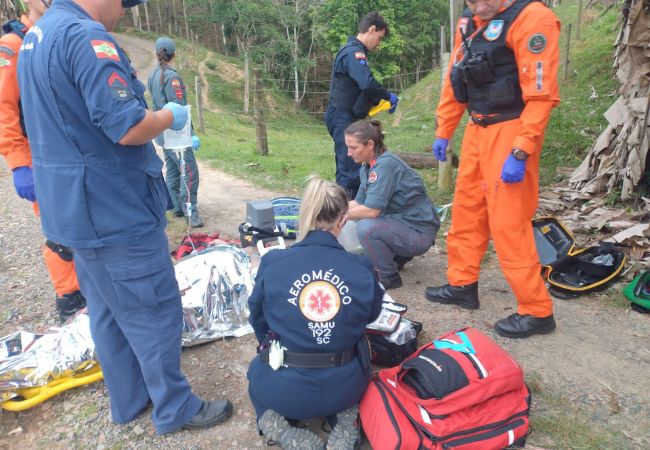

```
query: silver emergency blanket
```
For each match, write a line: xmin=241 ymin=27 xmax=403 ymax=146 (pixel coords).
xmin=0 ymin=314 xmax=98 ymax=400
xmin=176 ymin=245 xmax=255 ymax=347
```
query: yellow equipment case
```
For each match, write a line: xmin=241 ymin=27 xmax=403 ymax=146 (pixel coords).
xmin=533 ymin=217 xmax=626 ymax=298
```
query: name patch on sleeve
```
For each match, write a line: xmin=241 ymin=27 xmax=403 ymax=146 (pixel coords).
xmin=107 ymin=71 xmax=133 ymax=101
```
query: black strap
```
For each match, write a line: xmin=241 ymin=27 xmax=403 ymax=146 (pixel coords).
xmin=45 ymin=240 xmax=74 ymax=262
xmin=259 ymin=347 xmax=357 ymax=369
xmin=470 ymin=111 xmax=521 ymax=127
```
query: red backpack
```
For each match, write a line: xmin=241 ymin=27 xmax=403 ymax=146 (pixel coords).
xmin=360 ymin=327 xmax=530 ymax=449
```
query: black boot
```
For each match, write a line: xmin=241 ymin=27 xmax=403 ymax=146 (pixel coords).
xmin=424 ymin=282 xmax=479 ymax=310
xmin=394 ymin=255 xmax=413 ymax=271
xmin=183 ymin=400 xmax=233 ymax=430
xmin=56 ymin=290 xmax=87 ymax=323
xmin=494 ymin=313 xmax=556 ymax=339
xmin=381 ymin=273 xmax=403 ymax=290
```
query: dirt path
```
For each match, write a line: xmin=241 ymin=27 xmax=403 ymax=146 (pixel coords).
xmin=0 ymin=35 xmax=648 ymax=450
xmin=197 ymin=51 xmax=218 ymax=112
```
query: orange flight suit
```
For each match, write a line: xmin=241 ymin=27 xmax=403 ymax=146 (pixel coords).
xmin=0 ymin=15 xmax=80 ymax=297
xmin=435 ymin=1 xmax=560 ymax=317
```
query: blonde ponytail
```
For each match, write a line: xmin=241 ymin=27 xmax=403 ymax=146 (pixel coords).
xmin=297 ymin=176 xmax=348 ymax=241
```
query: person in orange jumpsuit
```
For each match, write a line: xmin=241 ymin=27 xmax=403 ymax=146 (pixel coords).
xmin=425 ymin=0 xmax=560 ymax=338
xmin=0 ymin=0 xmax=86 ymax=322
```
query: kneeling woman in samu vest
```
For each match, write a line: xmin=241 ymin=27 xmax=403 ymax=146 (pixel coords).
xmin=247 ymin=176 xmax=383 ymax=450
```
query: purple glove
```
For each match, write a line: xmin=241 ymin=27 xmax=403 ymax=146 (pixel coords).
xmin=432 ymin=138 xmax=449 ymax=162
xmin=388 ymin=93 xmax=399 ymax=113
xmin=501 ymin=154 xmax=526 ymax=183
xmin=12 ymin=166 xmax=36 ymax=202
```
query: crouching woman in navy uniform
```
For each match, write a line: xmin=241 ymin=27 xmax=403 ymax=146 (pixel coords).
xmin=347 ymin=120 xmax=440 ymax=290
xmin=247 ymin=176 xmax=383 ymax=450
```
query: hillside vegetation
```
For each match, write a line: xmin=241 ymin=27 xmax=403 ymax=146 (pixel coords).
xmin=165 ymin=1 xmax=619 ymax=206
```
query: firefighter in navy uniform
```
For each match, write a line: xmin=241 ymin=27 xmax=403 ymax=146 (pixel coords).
xmin=247 ymin=177 xmax=383 ymax=450
xmin=0 ymin=0 xmax=87 ymax=322
xmin=425 ymin=0 xmax=561 ymax=339
xmin=18 ymin=0 xmax=231 ymax=434
xmin=324 ymin=11 xmax=398 ymax=200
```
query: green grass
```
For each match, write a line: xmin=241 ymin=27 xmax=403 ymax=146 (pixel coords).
xmin=526 ymin=371 xmax=632 ymax=449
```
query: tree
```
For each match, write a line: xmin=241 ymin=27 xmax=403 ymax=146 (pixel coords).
xmin=317 ymin=0 xmax=448 ymax=88
xmin=273 ymin=0 xmax=321 ymax=107
xmin=213 ymin=0 xmax=279 ymax=113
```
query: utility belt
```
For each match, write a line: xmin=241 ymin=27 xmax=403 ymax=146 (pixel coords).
xmin=259 ymin=346 xmax=357 ymax=369
xmin=469 ymin=111 xmax=521 ymax=127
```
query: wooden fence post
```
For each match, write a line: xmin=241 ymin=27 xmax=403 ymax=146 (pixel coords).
xmin=195 ymin=76 xmax=206 ymax=134
xmin=253 ymin=69 xmax=268 ymax=156
xmin=563 ymin=23 xmax=572 ymax=81
xmin=576 ymin=0 xmax=583 ymax=41
xmin=438 ymin=2 xmax=459 ymax=193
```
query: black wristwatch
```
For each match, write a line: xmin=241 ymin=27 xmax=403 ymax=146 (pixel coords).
xmin=512 ymin=148 xmax=529 ymax=161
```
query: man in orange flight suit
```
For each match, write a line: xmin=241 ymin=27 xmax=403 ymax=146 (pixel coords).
xmin=425 ymin=0 xmax=560 ymax=338
xmin=0 ymin=0 xmax=86 ymax=322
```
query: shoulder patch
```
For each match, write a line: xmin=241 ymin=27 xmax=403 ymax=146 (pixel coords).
xmin=368 ymin=171 xmax=378 ymax=184
xmin=0 ymin=57 xmax=10 ymax=68
xmin=527 ymin=33 xmax=547 ymax=54
xmin=0 ymin=45 xmax=16 ymax=57
xmin=91 ymin=40 xmax=120 ymax=61
xmin=484 ymin=20 xmax=504 ymax=41
xmin=171 ymin=79 xmax=181 ymax=87
xmin=354 ymin=52 xmax=366 ymax=60
xmin=107 ymin=71 xmax=133 ymax=101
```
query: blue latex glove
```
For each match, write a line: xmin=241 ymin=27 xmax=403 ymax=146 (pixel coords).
xmin=388 ymin=93 xmax=399 ymax=113
xmin=162 ymin=102 xmax=188 ymax=131
xmin=432 ymin=138 xmax=449 ymax=162
xmin=12 ymin=166 xmax=36 ymax=202
xmin=501 ymin=154 xmax=526 ymax=183
xmin=192 ymin=135 xmax=200 ymax=151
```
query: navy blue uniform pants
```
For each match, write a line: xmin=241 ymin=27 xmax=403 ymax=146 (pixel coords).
xmin=357 ymin=217 xmax=436 ymax=278
xmin=247 ymin=355 xmax=369 ymax=422
xmin=74 ymin=228 xmax=202 ymax=434
xmin=324 ymin=106 xmax=360 ymax=198
xmin=163 ymin=148 xmax=200 ymax=217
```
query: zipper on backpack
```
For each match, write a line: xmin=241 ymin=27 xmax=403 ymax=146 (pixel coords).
xmin=441 ymin=418 xmax=526 ymax=448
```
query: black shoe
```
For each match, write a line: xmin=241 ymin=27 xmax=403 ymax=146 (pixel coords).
xmin=381 ymin=273 xmax=403 ymax=290
xmin=424 ymin=282 xmax=479 ymax=310
xmin=394 ymin=255 xmax=413 ymax=271
xmin=183 ymin=400 xmax=233 ymax=430
xmin=56 ymin=290 xmax=87 ymax=323
xmin=173 ymin=210 xmax=184 ymax=217
xmin=494 ymin=313 xmax=556 ymax=339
